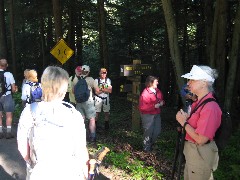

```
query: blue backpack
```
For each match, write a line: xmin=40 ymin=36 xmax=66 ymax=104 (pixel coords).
xmin=27 ymin=82 xmax=42 ymax=103
xmin=74 ymin=77 xmax=90 ymax=103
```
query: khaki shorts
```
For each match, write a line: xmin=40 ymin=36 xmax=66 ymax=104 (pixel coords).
xmin=76 ymin=99 xmax=96 ymax=119
xmin=94 ymin=96 xmax=110 ymax=113
xmin=183 ymin=141 xmax=219 ymax=180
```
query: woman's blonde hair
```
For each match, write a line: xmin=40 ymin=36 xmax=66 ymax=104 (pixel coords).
xmin=27 ymin=70 xmax=38 ymax=82
xmin=41 ymin=66 xmax=69 ymax=102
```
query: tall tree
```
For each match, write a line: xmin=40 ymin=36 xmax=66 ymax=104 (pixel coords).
xmin=0 ymin=0 xmax=7 ymax=58
xmin=209 ymin=0 xmax=228 ymax=106
xmin=161 ymin=0 xmax=185 ymax=106
xmin=9 ymin=0 xmax=17 ymax=78
xmin=52 ymin=0 xmax=62 ymax=41
xmin=97 ymin=0 xmax=109 ymax=69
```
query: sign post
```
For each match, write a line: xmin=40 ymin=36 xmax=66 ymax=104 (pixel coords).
xmin=120 ymin=60 xmax=152 ymax=130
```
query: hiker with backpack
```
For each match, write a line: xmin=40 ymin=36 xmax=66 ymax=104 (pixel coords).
xmin=21 ymin=69 xmax=42 ymax=107
xmin=67 ymin=65 xmax=82 ymax=106
xmin=0 ymin=59 xmax=18 ymax=139
xmin=94 ymin=68 xmax=112 ymax=130
xmin=176 ymin=65 xmax=221 ymax=180
xmin=17 ymin=66 xmax=89 ymax=180
xmin=73 ymin=65 xmax=101 ymax=143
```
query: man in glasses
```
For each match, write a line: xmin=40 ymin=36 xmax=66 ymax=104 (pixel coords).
xmin=94 ymin=68 xmax=112 ymax=131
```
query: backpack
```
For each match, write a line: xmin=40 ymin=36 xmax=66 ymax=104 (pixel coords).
xmin=27 ymin=82 xmax=42 ymax=103
xmin=191 ymin=98 xmax=232 ymax=150
xmin=0 ymin=71 xmax=8 ymax=97
xmin=74 ymin=77 xmax=90 ymax=103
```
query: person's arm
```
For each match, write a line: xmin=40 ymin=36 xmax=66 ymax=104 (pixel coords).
xmin=17 ymin=106 xmax=32 ymax=161
xmin=176 ymin=109 xmax=209 ymax=145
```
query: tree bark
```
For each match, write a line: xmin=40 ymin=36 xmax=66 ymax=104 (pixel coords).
xmin=52 ymin=0 xmax=62 ymax=41
xmin=224 ymin=3 xmax=240 ymax=112
xmin=97 ymin=0 xmax=109 ymax=69
xmin=9 ymin=0 xmax=17 ymax=79
xmin=161 ymin=0 xmax=185 ymax=106
xmin=210 ymin=0 xmax=228 ymax=106
xmin=0 ymin=0 xmax=7 ymax=58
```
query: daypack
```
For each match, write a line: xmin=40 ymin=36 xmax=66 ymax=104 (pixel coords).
xmin=27 ymin=82 xmax=42 ymax=103
xmin=0 ymin=71 xmax=8 ymax=97
xmin=190 ymin=98 xmax=231 ymax=150
xmin=74 ymin=77 xmax=90 ymax=103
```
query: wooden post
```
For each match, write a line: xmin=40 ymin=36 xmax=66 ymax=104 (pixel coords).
xmin=120 ymin=60 xmax=152 ymax=130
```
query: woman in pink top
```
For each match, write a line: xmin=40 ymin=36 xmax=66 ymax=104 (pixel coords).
xmin=139 ymin=76 xmax=164 ymax=152
xmin=176 ymin=65 xmax=222 ymax=180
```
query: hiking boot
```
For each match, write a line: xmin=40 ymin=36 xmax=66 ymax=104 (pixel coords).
xmin=89 ymin=136 xmax=96 ymax=143
xmin=6 ymin=132 xmax=14 ymax=139
xmin=104 ymin=121 xmax=109 ymax=130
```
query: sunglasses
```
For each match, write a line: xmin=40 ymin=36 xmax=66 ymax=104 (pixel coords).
xmin=101 ymin=72 xmax=107 ymax=74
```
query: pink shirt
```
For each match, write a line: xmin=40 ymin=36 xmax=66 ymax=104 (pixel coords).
xmin=139 ymin=87 xmax=164 ymax=114
xmin=185 ymin=92 xmax=222 ymax=142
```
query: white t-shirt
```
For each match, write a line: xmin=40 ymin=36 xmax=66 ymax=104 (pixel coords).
xmin=94 ymin=78 xmax=111 ymax=98
xmin=0 ymin=69 xmax=15 ymax=96
xmin=17 ymin=101 xmax=87 ymax=179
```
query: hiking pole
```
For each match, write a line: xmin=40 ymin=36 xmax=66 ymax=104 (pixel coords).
xmin=88 ymin=147 xmax=110 ymax=180
xmin=176 ymin=128 xmax=186 ymax=180
xmin=171 ymin=127 xmax=182 ymax=180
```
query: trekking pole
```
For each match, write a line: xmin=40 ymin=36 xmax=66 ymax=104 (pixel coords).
xmin=171 ymin=127 xmax=182 ymax=180
xmin=88 ymin=147 xmax=110 ymax=180
xmin=176 ymin=128 xmax=186 ymax=180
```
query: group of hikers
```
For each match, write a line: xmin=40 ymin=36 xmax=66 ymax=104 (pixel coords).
xmin=0 ymin=57 xmax=222 ymax=180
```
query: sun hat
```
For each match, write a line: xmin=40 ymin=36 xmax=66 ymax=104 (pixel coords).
xmin=100 ymin=68 xmax=107 ymax=74
xmin=181 ymin=65 xmax=215 ymax=82
xmin=27 ymin=70 xmax=38 ymax=83
xmin=82 ymin=65 xmax=90 ymax=72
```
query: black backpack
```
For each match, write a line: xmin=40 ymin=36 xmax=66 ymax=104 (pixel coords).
xmin=74 ymin=77 xmax=90 ymax=103
xmin=0 ymin=71 xmax=8 ymax=97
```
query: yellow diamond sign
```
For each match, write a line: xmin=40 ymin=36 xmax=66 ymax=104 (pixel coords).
xmin=50 ymin=39 xmax=74 ymax=64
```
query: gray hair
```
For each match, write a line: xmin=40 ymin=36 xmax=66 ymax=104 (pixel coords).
xmin=198 ymin=65 xmax=218 ymax=92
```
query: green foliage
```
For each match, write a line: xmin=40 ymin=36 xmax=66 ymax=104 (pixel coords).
xmin=214 ymin=130 xmax=240 ymax=180
xmin=13 ymin=92 xmax=23 ymax=122
xmin=106 ymin=151 xmax=163 ymax=179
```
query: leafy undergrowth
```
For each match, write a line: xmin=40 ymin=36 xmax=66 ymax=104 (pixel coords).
xmin=88 ymin=96 xmax=178 ymax=180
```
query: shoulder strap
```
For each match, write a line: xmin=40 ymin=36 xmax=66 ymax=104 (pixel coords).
xmin=188 ymin=98 xmax=216 ymax=119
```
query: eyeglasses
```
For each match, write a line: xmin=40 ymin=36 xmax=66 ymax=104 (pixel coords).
xmin=101 ymin=72 xmax=107 ymax=74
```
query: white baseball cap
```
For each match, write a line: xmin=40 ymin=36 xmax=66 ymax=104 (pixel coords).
xmin=181 ymin=65 xmax=215 ymax=82
xmin=81 ymin=65 xmax=90 ymax=72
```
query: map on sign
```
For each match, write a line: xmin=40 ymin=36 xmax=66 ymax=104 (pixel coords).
xmin=50 ymin=39 xmax=74 ymax=64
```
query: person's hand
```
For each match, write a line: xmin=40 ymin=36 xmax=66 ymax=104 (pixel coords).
xmin=176 ymin=109 xmax=188 ymax=126
xmin=155 ymin=103 xmax=161 ymax=108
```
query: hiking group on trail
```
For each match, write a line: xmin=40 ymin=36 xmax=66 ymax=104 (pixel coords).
xmin=0 ymin=57 xmax=223 ymax=180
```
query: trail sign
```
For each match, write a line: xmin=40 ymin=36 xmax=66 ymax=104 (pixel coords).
xmin=50 ymin=39 xmax=74 ymax=64
xmin=120 ymin=60 xmax=152 ymax=130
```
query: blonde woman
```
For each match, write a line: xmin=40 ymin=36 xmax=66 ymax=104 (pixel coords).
xmin=17 ymin=66 xmax=89 ymax=180
xmin=21 ymin=69 xmax=41 ymax=107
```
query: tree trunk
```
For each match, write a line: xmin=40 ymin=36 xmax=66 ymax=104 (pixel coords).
xmin=40 ymin=17 xmax=46 ymax=71
xmin=52 ymin=0 xmax=62 ymax=41
xmin=97 ymin=0 xmax=109 ymax=69
xmin=9 ymin=0 xmax=17 ymax=79
xmin=75 ymin=2 xmax=83 ymax=65
xmin=0 ymin=0 xmax=7 ymax=58
xmin=210 ymin=0 xmax=228 ymax=106
xmin=224 ymin=3 xmax=240 ymax=112
xmin=204 ymin=0 xmax=213 ymax=64
xmin=161 ymin=0 xmax=185 ymax=106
